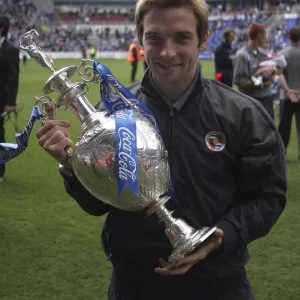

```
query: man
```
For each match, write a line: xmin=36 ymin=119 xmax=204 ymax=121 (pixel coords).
xmin=21 ymin=49 xmax=27 ymax=66
xmin=89 ymin=46 xmax=96 ymax=59
xmin=127 ymin=38 xmax=140 ymax=83
xmin=233 ymin=23 xmax=279 ymax=119
xmin=214 ymin=28 xmax=236 ymax=87
xmin=0 ymin=14 xmax=20 ymax=183
xmin=277 ymin=26 xmax=300 ymax=167
xmin=36 ymin=1 xmax=286 ymax=299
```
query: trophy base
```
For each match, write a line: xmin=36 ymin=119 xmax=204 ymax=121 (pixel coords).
xmin=164 ymin=226 xmax=217 ymax=269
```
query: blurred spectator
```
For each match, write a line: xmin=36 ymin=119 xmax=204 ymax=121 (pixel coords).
xmin=0 ymin=0 xmax=298 ymax=56
xmin=233 ymin=23 xmax=275 ymax=119
xmin=277 ymin=26 xmax=300 ymax=167
xmin=0 ymin=13 xmax=20 ymax=183
xmin=214 ymin=28 xmax=236 ymax=87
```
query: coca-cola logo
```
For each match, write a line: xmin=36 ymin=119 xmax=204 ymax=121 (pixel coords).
xmin=117 ymin=127 xmax=137 ymax=182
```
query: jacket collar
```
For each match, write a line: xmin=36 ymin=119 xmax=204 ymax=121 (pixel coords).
xmin=140 ymin=64 xmax=205 ymax=112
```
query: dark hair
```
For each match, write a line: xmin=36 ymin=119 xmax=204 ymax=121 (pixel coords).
xmin=247 ymin=23 xmax=266 ymax=40
xmin=0 ymin=14 xmax=9 ymax=37
xmin=289 ymin=26 xmax=300 ymax=43
xmin=223 ymin=28 xmax=235 ymax=42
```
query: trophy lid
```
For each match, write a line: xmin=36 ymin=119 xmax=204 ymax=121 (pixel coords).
xmin=42 ymin=66 xmax=77 ymax=95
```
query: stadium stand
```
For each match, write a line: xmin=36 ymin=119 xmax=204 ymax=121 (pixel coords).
xmin=1 ymin=0 xmax=300 ymax=58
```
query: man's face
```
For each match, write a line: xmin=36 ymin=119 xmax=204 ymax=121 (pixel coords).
xmin=257 ymin=32 xmax=267 ymax=48
xmin=142 ymin=7 xmax=205 ymax=85
xmin=228 ymin=32 xmax=235 ymax=43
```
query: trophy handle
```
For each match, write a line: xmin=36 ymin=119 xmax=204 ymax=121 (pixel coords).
xmin=77 ymin=59 xmax=139 ymax=114
xmin=78 ymin=59 xmax=101 ymax=83
xmin=34 ymin=95 xmax=74 ymax=163
xmin=34 ymin=95 xmax=57 ymax=125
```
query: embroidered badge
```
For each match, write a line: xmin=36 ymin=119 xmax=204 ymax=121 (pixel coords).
xmin=205 ymin=131 xmax=226 ymax=152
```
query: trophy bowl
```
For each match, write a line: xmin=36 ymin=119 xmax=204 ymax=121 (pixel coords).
xmin=71 ymin=108 xmax=170 ymax=212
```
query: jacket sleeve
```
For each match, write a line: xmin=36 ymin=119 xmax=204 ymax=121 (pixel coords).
xmin=60 ymin=169 xmax=112 ymax=216
xmin=233 ymin=53 xmax=249 ymax=86
xmin=5 ymin=46 xmax=20 ymax=106
xmin=217 ymin=103 xmax=287 ymax=253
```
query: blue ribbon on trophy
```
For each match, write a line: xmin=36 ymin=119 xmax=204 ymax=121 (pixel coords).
xmin=93 ymin=61 xmax=140 ymax=197
xmin=93 ymin=61 xmax=158 ymax=130
xmin=0 ymin=105 xmax=43 ymax=166
xmin=93 ymin=61 xmax=177 ymax=202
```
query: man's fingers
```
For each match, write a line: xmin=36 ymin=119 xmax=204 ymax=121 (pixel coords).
xmin=163 ymin=229 xmax=224 ymax=268
xmin=44 ymin=137 xmax=73 ymax=160
xmin=155 ymin=264 xmax=193 ymax=276
xmin=175 ymin=237 xmax=222 ymax=267
xmin=288 ymin=93 xmax=299 ymax=103
xmin=38 ymin=126 xmax=71 ymax=147
xmin=214 ymin=228 xmax=224 ymax=237
xmin=36 ymin=120 xmax=71 ymax=139
xmin=155 ymin=229 xmax=224 ymax=276
xmin=42 ymin=131 xmax=66 ymax=148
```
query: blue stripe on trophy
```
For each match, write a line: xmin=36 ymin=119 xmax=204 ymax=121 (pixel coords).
xmin=94 ymin=61 xmax=139 ymax=196
xmin=114 ymin=109 xmax=138 ymax=196
xmin=93 ymin=61 xmax=158 ymax=129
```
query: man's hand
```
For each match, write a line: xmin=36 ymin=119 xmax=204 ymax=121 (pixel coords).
xmin=255 ymin=66 xmax=276 ymax=78
xmin=4 ymin=105 xmax=16 ymax=112
xmin=36 ymin=120 xmax=73 ymax=169
xmin=287 ymin=90 xmax=300 ymax=103
xmin=263 ymin=74 xmax=275 ymax=87
xmin=154 ymin=228 xmax=223 ymax=276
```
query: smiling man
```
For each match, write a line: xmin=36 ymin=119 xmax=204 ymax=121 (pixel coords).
xmin=36 ymin=1 xmax=286 ymax=299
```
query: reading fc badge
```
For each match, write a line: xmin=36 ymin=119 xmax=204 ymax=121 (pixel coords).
xmin=205 ymin=131 xmax=226 ymax=152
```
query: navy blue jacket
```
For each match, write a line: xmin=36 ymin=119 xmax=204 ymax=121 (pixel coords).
xmin=60 ymin=67 xmax=286 ymax=287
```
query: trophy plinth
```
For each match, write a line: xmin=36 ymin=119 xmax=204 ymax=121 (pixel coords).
xmin=147 ymin=199 xmax=216 ymax=267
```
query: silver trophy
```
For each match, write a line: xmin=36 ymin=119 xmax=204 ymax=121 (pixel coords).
xmin=20 ymin=30 xmax=217 ymax=267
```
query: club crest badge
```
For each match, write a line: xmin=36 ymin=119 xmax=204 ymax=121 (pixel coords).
xmin=205 ymin=131 xmax=226 ymax=152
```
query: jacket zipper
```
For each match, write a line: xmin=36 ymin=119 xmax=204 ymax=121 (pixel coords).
xmin=169 ymin=108 xmax=176 ymax=165
xmin=168 ymin=108 xmax=176 ymax=195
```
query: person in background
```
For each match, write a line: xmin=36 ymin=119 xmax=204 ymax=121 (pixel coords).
xmin=127 ymin=38 xmax=140 ymax=83
xmin=277 ymin=26 xmax=300 ymax=167
xmin=233 ymin=23 xmax=281 ymax=119
xmin=0 ymin=14 xmax=20 ymax=184
xmin=90 ymin=46 xmax=96 ymax=59
xmin=214 ymin=28 xmax=236 ymax=87
xmin=21 ymin=49 xmax=27 ymax=66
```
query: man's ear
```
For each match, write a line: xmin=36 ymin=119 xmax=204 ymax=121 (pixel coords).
xmin=198 ymin=34 xmax=208 ymax=51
